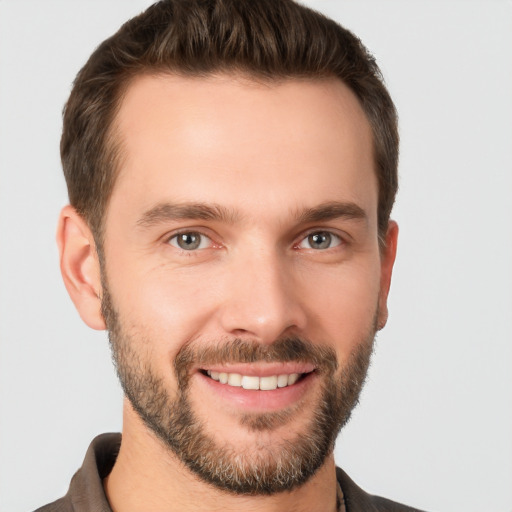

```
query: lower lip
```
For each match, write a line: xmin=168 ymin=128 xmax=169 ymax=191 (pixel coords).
xmin=196 ymin=371 xmax=317 ymax=412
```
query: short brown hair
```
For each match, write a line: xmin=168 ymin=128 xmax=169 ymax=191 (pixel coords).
xmin=61 ymin=0 xmax=398 ymax=245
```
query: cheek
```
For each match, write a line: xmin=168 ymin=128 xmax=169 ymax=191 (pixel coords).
xmin=107 ymin=260 xmax=225 ymax=355
xmin=299 ymin=258 xmax=381 ymax=349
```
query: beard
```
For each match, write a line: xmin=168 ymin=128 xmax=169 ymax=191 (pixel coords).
xmin=101 ymin=284 xmax=376 ymax=496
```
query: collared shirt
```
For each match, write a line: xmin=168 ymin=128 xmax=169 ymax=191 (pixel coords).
xmin=35 ymin=433 xmax=424 ymax=512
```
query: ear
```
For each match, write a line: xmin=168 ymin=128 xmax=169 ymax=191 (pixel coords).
xmin=56 ymin=205 xmax=106 ymax=330
xmin=377 ymin=220 xmax=399 ymax=330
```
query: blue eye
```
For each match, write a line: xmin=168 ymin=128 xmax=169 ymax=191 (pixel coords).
xmin=299 ymin=231 xmax=342 ymax=250
xmin=168 ymin=232 xmax=211 ymax=251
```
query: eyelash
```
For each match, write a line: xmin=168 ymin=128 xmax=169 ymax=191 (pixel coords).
xmin=296 ymin=231 xmax=343 ymax=251
xmin=167 ymin=231 xmax=215 ymax=252
xmin=166 ymin=228 xmax=346 ymax=254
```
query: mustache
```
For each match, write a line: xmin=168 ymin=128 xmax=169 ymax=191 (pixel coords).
xmin=174 ymin=337 xmax=339 ymax=389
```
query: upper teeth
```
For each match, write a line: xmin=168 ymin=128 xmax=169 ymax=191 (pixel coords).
xmin=207 ymin=370 xmax=300 ymax=390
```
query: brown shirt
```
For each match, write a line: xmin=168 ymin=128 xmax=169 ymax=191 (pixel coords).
xmin=34 ymin=433 xmax=424 ymax=512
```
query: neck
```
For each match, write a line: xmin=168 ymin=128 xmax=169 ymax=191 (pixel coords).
xmin=104 ymin=402 xmax=339 ymax=512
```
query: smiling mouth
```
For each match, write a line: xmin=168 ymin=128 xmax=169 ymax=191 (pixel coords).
xmin=201 ymin=370 xmax=312 ymax=390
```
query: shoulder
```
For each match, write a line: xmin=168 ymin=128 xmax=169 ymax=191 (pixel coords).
xmin=33 ymin=497 xmax=73 ymax=512
xmin=32 ymin=433 xmax=120 ymax=512
xmin=337 ymin=467 xmax=426 ymax=512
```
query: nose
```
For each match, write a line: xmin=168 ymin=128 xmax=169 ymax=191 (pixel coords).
xmin=218 ymin=247 xmax=307 ymax=344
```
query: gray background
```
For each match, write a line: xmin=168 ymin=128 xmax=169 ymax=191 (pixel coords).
xmin=1 ymin=1 xmax=511 ymax=511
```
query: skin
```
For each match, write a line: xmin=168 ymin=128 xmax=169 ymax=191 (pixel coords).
xmin=57 ymin=74 xmax=398 ymax=512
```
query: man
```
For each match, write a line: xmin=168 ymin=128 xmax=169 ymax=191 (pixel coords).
xmin=37 ymin=0 xmax=423 ymax=510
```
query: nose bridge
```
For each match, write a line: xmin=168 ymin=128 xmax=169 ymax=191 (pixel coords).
xmin=218 ymin=243 xmax=305 ymax=343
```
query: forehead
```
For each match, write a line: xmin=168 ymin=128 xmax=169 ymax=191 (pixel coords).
xmin=109 ymin=73 xmax=376 ymax=225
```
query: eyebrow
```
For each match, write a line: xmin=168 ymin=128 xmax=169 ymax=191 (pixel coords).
xmin=137 ymin=202 xmax=240 ymax=228
xmin=136 ymin=200 xmax=367 ymax=229
xmin=295 ymin=201 xmax=368 ymax=224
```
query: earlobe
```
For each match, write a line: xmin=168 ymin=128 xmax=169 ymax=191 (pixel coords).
xmin=377 ymin=221 xmax=399 ymax=330
xmin=56 ymin=205 xmax=106 ymax=330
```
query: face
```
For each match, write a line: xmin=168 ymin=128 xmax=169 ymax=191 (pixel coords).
xmin=100 ymin=74 xmax=395 ymax=494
